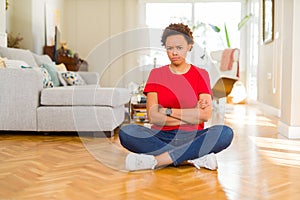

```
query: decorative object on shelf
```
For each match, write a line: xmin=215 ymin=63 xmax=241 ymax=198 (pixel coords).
xmin=43 ymin=43 xmax=88 ymax=72
xmin=138 ymin=82 xmax=145 ymax=95
xmin=6 ymin=0 xmax=9 ymax=10
xmin=7 ymin=33 xmax=23 ymax=48
xmin=56 ymin=42 xmax=73 ymax=57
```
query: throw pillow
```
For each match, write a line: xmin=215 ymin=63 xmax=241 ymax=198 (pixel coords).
xmin=57 ymin=71 xmax=68 ymax=86
xmin=41 ymin=63 xmax=60 ymax=87
xmin=32 ymin=53 xmax=53 ymax=66
xmin=61 ymin=71 xmax=86 ymax=86
xmin=39 ymin=68 xmax=54 ymax=88
xmin=56 ymin=63 xmax=67 ymax=72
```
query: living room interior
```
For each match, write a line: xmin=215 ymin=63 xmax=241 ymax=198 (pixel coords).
xmin=1 ymin=0 xmax=300 ymax=199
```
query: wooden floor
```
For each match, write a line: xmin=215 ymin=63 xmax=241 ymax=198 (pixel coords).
xmin=1 ymin=104 xmax=300 ymax=200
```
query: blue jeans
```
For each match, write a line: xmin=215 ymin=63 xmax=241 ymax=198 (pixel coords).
xmin=119 ymin=124 xmax=233 ymax=166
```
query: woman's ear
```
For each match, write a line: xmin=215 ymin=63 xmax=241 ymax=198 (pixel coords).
xmin=188 ymin=44 xmax=193 ymax=51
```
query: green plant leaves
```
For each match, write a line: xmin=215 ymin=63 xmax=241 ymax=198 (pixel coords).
xmin=208 ymin=24 xmax=221 ymax=33
xmin=224 ymin=24 xmax=231 ymax=48
xmin=238 ymin=13 xmax=253 ymax=31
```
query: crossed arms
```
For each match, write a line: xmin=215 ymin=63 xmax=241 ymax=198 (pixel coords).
xmin=146 ymin=92 xmax=212 ymax=126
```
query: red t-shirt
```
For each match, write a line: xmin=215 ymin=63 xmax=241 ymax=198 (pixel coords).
xmin=143 ymin=64 xmax=212 ymax=131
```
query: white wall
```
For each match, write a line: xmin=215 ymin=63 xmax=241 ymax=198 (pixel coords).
xmin=63 ymin=0 xmax=111 ymax=59
xmin=254 ymin=0 xmax=300 ymax=138
xmin=0 ymin=0 xmax=7 ymax=47
xmin=278 ymin=0 xmax=300 ymax=138
xmin=6 ymin=0 xmax=34 ymax=50
xmin=6 ymin=0 xmax=63 ymax=54
xmin=257 ymin=0 xmax=282 ymax=110
xmin=63 ymin=0 xmax=139 ymax=87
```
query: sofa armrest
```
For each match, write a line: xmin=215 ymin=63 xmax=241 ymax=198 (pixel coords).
xmin=0 ymin=68 xmax=43 ymax=131
xmin=77 ymin=71 xmax=99 ymax=85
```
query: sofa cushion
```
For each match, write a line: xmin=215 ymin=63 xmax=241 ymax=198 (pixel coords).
xmin=3 ymin=59 xmax=30 ymax=69
xmin=0 ymin=46 xmax=38 ymax=68
xmin=40 ymin=85 xmax=130 ymax=107
xmin=37 ymin=105 xmax=125 ymax=132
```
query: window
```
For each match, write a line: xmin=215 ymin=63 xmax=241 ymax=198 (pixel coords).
xmin=146 ymin=3 xmax=192 ymax=29
xmin=145 ymin=3 xmax=193 ymax=66
xmin=194 ymin=2 xmax=241 ymax=51
xmin=145 ymin=2 xmax=242 ymax=52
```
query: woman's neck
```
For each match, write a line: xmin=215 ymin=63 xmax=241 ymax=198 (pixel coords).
xmin=169 ymin=63 xmax=191 ymax=74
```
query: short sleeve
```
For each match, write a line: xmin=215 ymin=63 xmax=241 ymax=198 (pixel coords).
xmin=197 ymin=68 xmax=212 ymax=96
xmin=143 ymin=69 xmax=159 ymax=96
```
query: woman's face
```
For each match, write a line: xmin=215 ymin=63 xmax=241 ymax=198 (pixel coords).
xmin=165 ymin=34 xmax=191 ymax=66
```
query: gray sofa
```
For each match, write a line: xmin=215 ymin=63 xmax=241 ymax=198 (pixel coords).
xmin=0 ymin=47 xmax=130 ymax=137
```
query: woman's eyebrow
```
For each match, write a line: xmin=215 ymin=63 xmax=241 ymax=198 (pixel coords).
xmin=166 ymin=45 xmax=184 ymax=47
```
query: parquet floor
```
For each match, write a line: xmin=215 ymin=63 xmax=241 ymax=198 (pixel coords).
xmin=1 ymin=104 xmax=300 ymax=200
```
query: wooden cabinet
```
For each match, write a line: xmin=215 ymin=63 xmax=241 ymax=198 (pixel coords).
xmin=56 ymin=55 xmax=80 ymax=71
xmin=43 ymin=46 xmax=87 ymax=71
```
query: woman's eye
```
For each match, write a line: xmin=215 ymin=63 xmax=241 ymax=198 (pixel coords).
xmin=177 ymin=46 xmax=183 ymax=50
xmin=166 ymin=47 xmax=173 ymax=51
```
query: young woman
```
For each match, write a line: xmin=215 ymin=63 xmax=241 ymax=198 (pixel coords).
xmin=119 ymin=23 xmax=233 ymax=171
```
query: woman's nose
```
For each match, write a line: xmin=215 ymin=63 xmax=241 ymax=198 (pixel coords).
xmin=172 ymin=49 xmax=178 ymax=55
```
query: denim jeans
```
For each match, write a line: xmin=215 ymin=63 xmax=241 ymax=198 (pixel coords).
xmin=119 ymin=124 xmax=233 ymax=166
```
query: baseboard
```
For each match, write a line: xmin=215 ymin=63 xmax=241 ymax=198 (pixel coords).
xmin=248 ymin=99 xmax=281 ymax=117
xmin=0 ymin=32 xmax=7 ymax=47
xmin=278 ymin=121 xmax=300 ymax=139
xmin=248 ymin=100 xmax=300 ymax=139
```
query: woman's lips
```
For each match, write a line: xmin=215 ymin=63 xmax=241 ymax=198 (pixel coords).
xmin=171 ymin=57 xmax=180 ymax=61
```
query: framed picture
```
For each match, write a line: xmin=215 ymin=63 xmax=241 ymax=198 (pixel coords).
xmin=262 ymin=0 xmax=274 ymax=44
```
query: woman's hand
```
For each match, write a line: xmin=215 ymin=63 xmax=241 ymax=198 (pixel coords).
xmin=197 ymin=98 xmax=211 ymax=109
